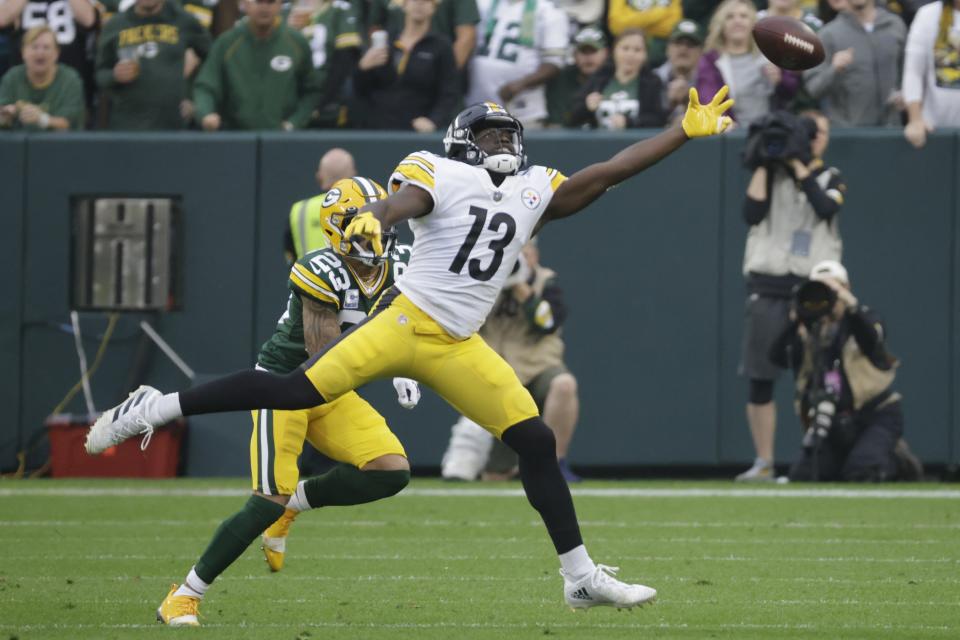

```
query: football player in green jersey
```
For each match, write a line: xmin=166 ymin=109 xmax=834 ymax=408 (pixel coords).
xmin=150 ymin=177 xmax=417 ymax=626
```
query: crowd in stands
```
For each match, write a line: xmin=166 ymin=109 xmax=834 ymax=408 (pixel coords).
xmin=0 ymin=0 xmax=958 ymax=145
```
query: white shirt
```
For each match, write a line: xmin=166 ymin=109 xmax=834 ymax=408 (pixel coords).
xmin=466 ymin=0 xmax=569 ymax=123
xmin=902 ymin=2 xmax=960 ymax=127
xmin=389 ymin=151 xmax=566 ymax=338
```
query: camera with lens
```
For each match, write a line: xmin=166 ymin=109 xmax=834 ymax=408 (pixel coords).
xmin=742 ymin=110 xmax=818 ymax=169
xmin=793 ymin=279 xmax=837 ymax=329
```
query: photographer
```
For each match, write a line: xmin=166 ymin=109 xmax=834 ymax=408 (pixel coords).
xmin=770 ymin=261 xmax=918 ymax=482
xmin=736 ymin=110 xmax=846 ymax=482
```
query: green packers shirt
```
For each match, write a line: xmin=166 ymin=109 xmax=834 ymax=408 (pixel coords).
xmin=597 ymin=77 xmax=639 ymax=129
xmin=0 ymin=63 xmax=84 ymax=129
xmin=258 ymin=244 xmax=412 ymax=374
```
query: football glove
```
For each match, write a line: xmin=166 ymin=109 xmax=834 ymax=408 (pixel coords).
xmin=393 ymin=377 xmax=421 ymax=410
xmin=344 ymin=211 xmax=384 ymax=258
xmin=681 ymin=86 xmax=734 ymax=138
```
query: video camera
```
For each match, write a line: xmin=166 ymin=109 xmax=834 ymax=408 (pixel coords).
xmin=742 ymin=110 xmax=818 ymax=169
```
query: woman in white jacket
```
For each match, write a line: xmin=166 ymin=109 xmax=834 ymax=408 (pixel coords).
xmin=903 ymin=0 xmax=960 ymax=148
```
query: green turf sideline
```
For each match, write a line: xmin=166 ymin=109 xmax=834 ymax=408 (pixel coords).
xmin=1 ymin=486 xmax=958 ymax=498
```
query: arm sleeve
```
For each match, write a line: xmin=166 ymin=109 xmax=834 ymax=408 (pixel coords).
xmin=802 ymin=31 xmax=837 ymax=99
xmin=288 ymin=40 xmax=323 ymax=128
xmin=192 ymin=37 xmax=225 ymax=118
xmin=389 ymin=151 xmax=438 ymax=207
xmin=743 ymin=195 xmax=770 ymax=225
xmin=846 ymin=307 xmax=893 ymax=369
xmin=521 ymin=276 xmax=567 ymax=334
xmin=289 ymin=262 xmax=342 ymax=310
xmin=55 ymin=67 xmax=86 ymax=129
xmin=901 ymin=5 xmax=933 ymax=103
xmin=799 ymin=170 xmax=843 ymax=221
xmin=428 ymin=40 xmax=459 ymax=127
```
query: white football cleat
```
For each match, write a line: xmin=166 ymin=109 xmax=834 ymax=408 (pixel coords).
xmin=562 ymin=564 xmax=657 ymax=610
xmin=84 ymin=385 xmax=162 ymax=454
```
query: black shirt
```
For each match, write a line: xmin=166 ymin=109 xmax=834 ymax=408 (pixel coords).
xmin=352 ymin=31 xmax=458 ymax=130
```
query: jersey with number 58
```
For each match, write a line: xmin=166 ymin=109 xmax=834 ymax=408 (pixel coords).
xmin=257 ymin=243 xmax=412 ymax=374
xmin=390 ymin=151 xmax=565 ymax=338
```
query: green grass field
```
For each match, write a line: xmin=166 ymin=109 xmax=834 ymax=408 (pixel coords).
xmin=1 ymin=478 xmax=958 ymax=639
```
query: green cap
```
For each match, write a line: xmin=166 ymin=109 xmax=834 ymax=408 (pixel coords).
xmin=573 ymin=25 xmax=607 ymax=51
xmin=669 ymin=19 xmax=703 ymax=45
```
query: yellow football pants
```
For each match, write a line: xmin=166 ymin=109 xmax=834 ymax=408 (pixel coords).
xmin=250 ymin=390 xmax=406 ymax=496
xmin=304 ymin=292 xmax=540 ymax=437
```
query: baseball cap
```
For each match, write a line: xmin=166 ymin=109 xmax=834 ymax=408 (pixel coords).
xmin=668 ymin=20 xmax=703 ymax=46
xmin=810 ymin=260 xmax=849 ymax=285
xmin=573 ymin=25 xmax=607 ymax=51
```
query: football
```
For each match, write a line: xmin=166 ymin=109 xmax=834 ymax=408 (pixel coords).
xmin=752 ymin=16 xmax=825 ymax=71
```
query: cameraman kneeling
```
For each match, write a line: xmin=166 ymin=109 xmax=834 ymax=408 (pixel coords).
xmin=770 ymin=261 xmax=907 ymax=482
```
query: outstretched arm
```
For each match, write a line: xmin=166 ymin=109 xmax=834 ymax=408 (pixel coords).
xmin=346 ymin=184 xmax=433 ymax=255
xmin=542 ymin=87 xmax=733 ymax=223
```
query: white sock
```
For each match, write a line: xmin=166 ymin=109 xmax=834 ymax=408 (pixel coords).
xmin=174 ymin=568 xmax=209 ymax=599
xmin=285 ymin=480 xmax=312 ymax=513
xmin=559 ymin=545 xmax=595 ymax=580
xmin=147 ymin=393 xmax=183 ymax=426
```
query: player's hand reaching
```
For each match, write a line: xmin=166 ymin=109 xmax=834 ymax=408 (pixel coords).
xmin=393 ymin=377 xmax=421 ymax=409
xmin=344 ymin=211 xmax=384 ymax=257
xmin=681 ymin=86 xmax=734 ymax=138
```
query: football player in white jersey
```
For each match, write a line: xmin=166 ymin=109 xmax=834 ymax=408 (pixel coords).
xmin=465 ymin=0 xmax=570 ymax=125
xmin=86 ymin=87 xmax=734 ymax=613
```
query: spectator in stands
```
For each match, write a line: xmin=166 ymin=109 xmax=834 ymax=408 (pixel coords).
xmin=95 ymin=0 xmax=210 ymax=130
xmin=545 ymin=24 xmax=608 ymax=127
xmin=737 ymin=110 xmax=845 ymax=482
xmin=285 ymin=148 xmax=356 ymax=264
xmin=654 ymin=19 xmax=703 ymax=125
xmin=696 ymin=0 xmax=798 ymax=128
xmin=771 ymin=261 xmax=921 ymax=482
xmin=293 ymin=0 xmax=361 ymax=128
xmin=465 ymin=0 xmax=568 ymax=127
xmin=368 ymin=0 xmax=478 ymax=71
xmin=0 ymin=0 xmax=98 ymax=111
xmin=568 ymin=28 xmax=667 ymax=129
xmin=0 ymin=25 xmax=84 ymax=129
xmin=442 ymin=239 xmax=582 ymax=484
xmin=803 ymin=0 xmax=906 ymax=126
xmin=902 ymin=0 xmax=960 ymax=148
xmin=193 ymin=0 xmax=322 ymax=131
xmin=352 ymin=0 xmax=458 ymax=131
xmin=606 ymin=0 xmax=683 ymax=67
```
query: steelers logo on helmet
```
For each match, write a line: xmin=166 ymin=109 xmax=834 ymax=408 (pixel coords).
xmin=319 ymin=177 xmax=396 ymax=266
xmin=443 ymin=102 xmax=526 ymax=175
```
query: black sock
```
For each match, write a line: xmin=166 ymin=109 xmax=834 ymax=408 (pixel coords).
xmin=502 ymin=417 xmax=583 ymax=554
xmin=180 ymin=369 xmax=323 ymax=416
xmin=194 ymin=495 xmax=285 ymax=584
xmin=302 ymin=465 xmax=410 ymax=507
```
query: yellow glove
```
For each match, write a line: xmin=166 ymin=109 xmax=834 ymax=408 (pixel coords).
xmin=344 ymin=211 xmax=384 ymax=257
xmin=681 ymin=86 xmax=735 ymax=138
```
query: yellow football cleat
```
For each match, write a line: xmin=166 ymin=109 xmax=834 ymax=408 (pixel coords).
xmin=261 ymin=508 xmax=298 ymax=572
xmin=156 ymin=584 xmax=200 ymax=627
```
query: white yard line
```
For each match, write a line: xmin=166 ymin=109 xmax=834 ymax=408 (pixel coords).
xmin=0 ymin=622 xmax=955 ymax=632
xmin=0 ymin=486 xmax=959 ymax=498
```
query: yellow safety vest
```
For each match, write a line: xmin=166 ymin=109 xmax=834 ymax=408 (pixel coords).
xmin=289 ymin=194 xmax=331 ymax=259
